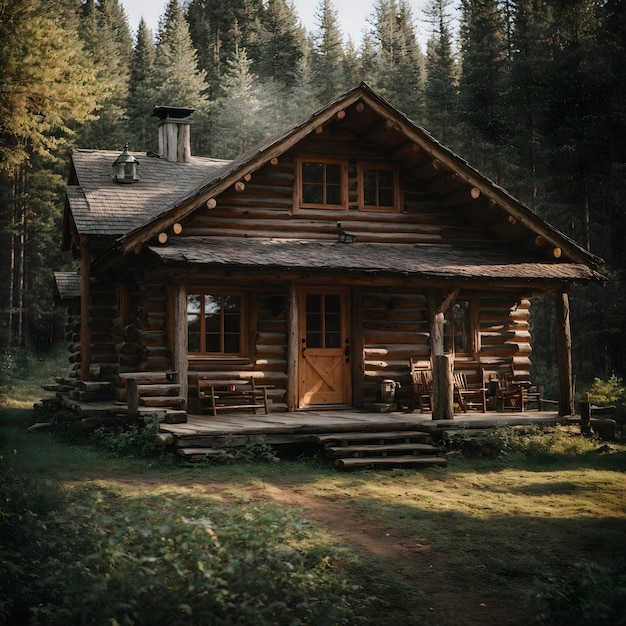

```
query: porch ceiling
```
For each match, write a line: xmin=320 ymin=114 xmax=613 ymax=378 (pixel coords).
xmin=147 ymin=237 xmax=601 ymax=284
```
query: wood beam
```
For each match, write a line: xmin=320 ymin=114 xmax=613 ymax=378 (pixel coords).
xmin=171 ymin=280 xmax=188 ymax=408
xmin=79 ymin=235 xmax=91 ymax=381
xmin=555 ymin=290 xmax=574 ymax=416
xmin=286 ymin=281 xmax=298 ymax=411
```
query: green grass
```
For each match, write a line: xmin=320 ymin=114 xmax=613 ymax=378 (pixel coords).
xmin=2 ymin=369 xmax=626 ymax=625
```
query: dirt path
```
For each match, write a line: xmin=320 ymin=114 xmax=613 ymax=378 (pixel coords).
xmin=96 ymin=472 xmax=530 ymax=625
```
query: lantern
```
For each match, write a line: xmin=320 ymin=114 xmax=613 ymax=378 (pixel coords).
xmin=112 ymin=144 xmax=139 ymax=183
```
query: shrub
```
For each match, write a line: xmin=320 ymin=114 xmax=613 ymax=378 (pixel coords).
xmin=527 ymin=560 xmax=626 ymax=625
xmin=89 ymin=417 xmax=161 ymax=459
xmin=23 ymin=491 xmax=364 ymax=625
xmin=588 ymin=375 xmax=626 ymax=422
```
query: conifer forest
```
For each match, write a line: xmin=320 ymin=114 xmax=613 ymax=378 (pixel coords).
xmin=1 ymin=0 xmax=625 ymax=394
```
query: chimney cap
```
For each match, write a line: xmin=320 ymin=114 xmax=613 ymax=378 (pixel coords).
xmin=152 ymin=106 xmax=195 ymax=121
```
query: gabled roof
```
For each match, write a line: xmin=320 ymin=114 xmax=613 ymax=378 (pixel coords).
xmin=63 ymin=149 xmax=229 ymax=245
xmin=75 ymin=82 xmax=603 ymax=280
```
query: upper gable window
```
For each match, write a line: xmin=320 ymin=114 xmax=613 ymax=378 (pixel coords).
xmin=358 ymin=163 xmax=400 ymax=212
xmin=297 ymin=158 xmax=348 ymax=210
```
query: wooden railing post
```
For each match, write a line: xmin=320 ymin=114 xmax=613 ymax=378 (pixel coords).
xmin=579 ymin=392 xmax=591 ymax=436
xmin=127 ymin=378 xmax=139 ymax=419
xmin=432 ymin=354 xmax=454 ymax=420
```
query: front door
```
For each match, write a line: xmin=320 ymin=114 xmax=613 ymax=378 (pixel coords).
xmin=298 ymin=288 xmax=351 ymax=407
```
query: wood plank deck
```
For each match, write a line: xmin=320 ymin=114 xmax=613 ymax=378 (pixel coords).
xmin=159 ymin=409 xmax=577 ymax=446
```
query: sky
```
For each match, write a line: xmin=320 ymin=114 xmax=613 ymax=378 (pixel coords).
xmin=119 ymin=0 xmax=433 ymax=47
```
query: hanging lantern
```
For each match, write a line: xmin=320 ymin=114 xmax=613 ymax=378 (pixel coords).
xmin=112 ymin=144 xmax=139 ymax=183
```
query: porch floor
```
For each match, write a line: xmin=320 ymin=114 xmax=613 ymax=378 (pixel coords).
xmin=160 ymin=408 xmax=576 ymax=446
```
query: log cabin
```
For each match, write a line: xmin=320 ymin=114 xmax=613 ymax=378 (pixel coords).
xmin=55 ymin=83 xmax=605 ymax=424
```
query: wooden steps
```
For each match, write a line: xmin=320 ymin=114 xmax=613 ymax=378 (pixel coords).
xmin=123 ymin=372 xmax=188 ymax=423
xmin=310 ymin=430 xmax=447 ymax=469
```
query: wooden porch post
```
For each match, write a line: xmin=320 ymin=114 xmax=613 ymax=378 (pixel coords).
xmin=429 ymin=289 xmax=458 ymax=420
xmin=351 ymin=287 xmax=364 ymax=409
xmin=286 ymin=281 xmax=298 ymax=411
xmin=79 ymin=235 xmax=91 ymax=381
xmin=555 ymin=290 xmax=575 ymax=416
xmin=171 ymin=280 xmax=188 ymax=408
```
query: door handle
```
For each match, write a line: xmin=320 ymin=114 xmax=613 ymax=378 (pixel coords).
xmin=344 ymin=346 xmax=350 ymax=357
xmin=301 ymin=346 xmax=306 ymax=359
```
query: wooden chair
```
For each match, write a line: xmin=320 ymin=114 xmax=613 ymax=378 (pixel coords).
xmin=497 ymin=368 xmax=525 ymax=411
xmin=409 ymin=359 xmax=432 ymax=413
xmin=453 ymin=367 xmax=487 ymax=412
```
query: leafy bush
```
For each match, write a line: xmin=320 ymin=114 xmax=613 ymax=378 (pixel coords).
xmin=527 ymin=560 xmax=626 ymax=625
xmin=2 ymin=486 xmax=365 ymax=626
xmin=89 ymin=417 xmax=161 ymax=459
xmin=444 ymin=425 xmax=599 ymax=459
xmin=588 ymin=375 xmax=626 ymax=421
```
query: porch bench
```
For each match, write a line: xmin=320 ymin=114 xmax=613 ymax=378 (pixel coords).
xmin=195 ymin=375 xmax=270 ymax=416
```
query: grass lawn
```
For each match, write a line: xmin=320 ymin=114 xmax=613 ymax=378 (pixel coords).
xmin=1 ymin=364 xmax=625 ymax=625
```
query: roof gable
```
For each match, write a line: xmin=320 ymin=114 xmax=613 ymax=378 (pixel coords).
xmin=79 ymin=83 xmax=602 ymax=275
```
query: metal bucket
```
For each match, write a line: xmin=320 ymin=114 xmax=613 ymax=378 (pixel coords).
xmin=380 ymin=379 xmax=400 ymax=403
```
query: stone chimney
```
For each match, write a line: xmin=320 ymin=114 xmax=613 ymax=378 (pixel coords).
xmin=152 ymin=106 xmax=195 ymax=162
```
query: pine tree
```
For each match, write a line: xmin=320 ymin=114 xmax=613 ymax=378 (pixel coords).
xmin=458 ymin=0 xmax=508 ymax=179
xmin=0 ymin=0 xmax=102 ymax=348
xmin=423 ymin=0 xmax=459 ymax=144
xmin=251 ymin=0 xmax=306 ymax=88
xmin=211 ymin=46 xmax=270 ymax=158
xmin=77 ymin=0 xmax=134 ymax=150
xmin=126 ymin=19 xmax=157 ymax=152
xmin=310 ymin=0 xmax=346 ymax=103
xmin=366 ymin=0 xmax=424 ymax=120
xmin=186 ymin=0 xmax=263 ymax=100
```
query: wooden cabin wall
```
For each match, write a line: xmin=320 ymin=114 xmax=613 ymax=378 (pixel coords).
xmin=360 ymin=289 xmax=430 ymax=405
xmin=183 ymin=132 xmax=493 ymax=248
xmin=87 ymin=279 xmax=119 ymax=380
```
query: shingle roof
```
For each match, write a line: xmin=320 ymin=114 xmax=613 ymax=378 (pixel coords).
xmin=68 ymin=149 xmax=230 ymax=236
xmin=53 ymin=271 xmax=80 ymax=301
xmin=147 ymin=237 xmax=600 ymax=283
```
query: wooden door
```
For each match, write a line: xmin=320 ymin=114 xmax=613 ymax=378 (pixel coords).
xmin=298 ymin=288 xmax=351 ymax=407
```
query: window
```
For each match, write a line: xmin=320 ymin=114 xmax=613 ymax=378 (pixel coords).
xmin=187 ymin=292 xmax=243 ymax=355
xmin=305 ymin=293 xmax=342 ymax=349
xmin=444 ymin=301 xmax=478 ymax=357
xmin=358 ymin=164 xmax=399 ymax=211
xmin=297 ymin=158 xmax=347 ymax=210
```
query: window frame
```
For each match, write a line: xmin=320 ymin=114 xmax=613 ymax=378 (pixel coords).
xmin=295 ymin=157 xmax=349 ymax=211
xmin=444 ymin=299 xmax=480 ymax=360
xmin=357 ymin=162 xmax=401 ymax=212
xmin=186 ymin=289 xmax=247 ymax=358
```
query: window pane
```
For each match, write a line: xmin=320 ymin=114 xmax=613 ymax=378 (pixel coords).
xmin=325 ymin=294 xmax=340 ymax=314
xmin=363 ymin=169 xmax=377 ymax=187
xmin=187 ymin=294 xmax=202 ymax=314
xmin=188 ymin=333 xmax=201 ymax=352
xmin=224 ymin=295 xmax=240 ymax=312
xmin=205 ymin=333 xmax=220 ymax=353
xmin=326 ymin=184 xmax=341 ymax=205
xmin=204 ymin=295 xmax=221 ymax=314
xmin=205 ymin=314 xmax=220 ymax=333
xmin=224 ymin=314 xmax=240 ymax=333
xmin=303 ymin=183 xmax=324 ymax=204
xmin=378 ymin=188 xmax=393 ymax=206
xmin=224 ymin=334 xmax=240 ymax=353
xmin=378 ymin=170 xmax=393 ymax=187
xmin=326 ymin=163 xmax=341 ymax=185
xmin=307 ymin=331 xmax=322 ymax=348
xmin=302 ymin=161 xmax=323 ymax=183
xmin=363 ymin=186 xmax=376 ymax=206
xmin=306 ymin=294 xmax=322 ymax=312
